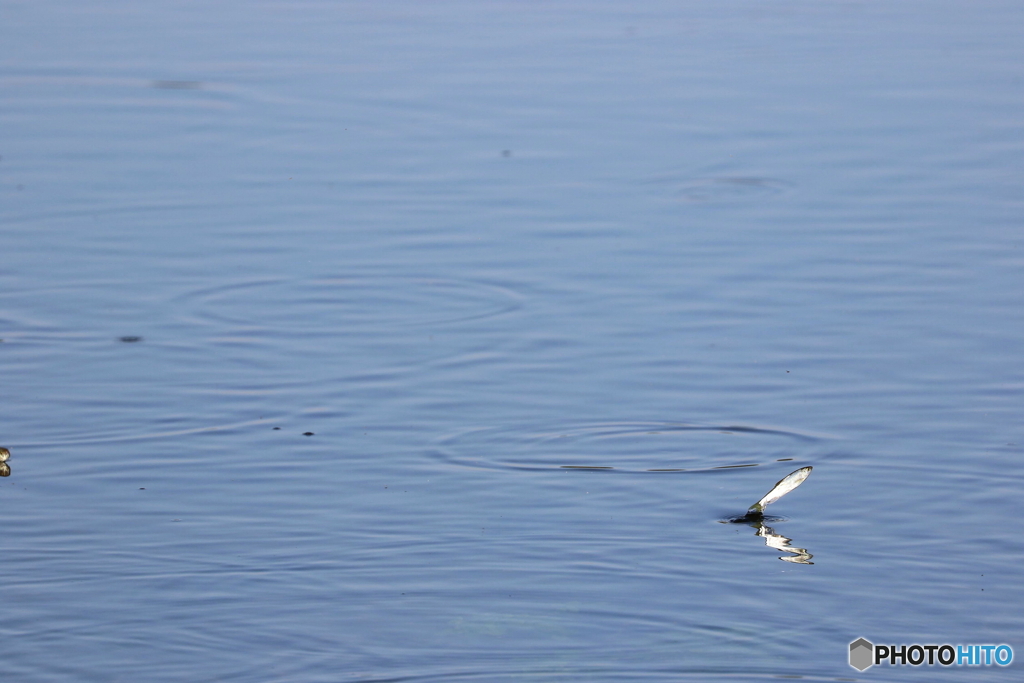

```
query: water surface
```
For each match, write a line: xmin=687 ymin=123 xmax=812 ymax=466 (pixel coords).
xmin=2 ymin=1 xmax=1023 ymax=680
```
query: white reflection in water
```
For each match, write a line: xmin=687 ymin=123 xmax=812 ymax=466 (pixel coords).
xmin=755 ymin=522 xmax=813 ymax=565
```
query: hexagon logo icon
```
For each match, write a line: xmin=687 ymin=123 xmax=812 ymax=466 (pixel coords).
xmin=849 ymin=638 xmax=874 ymax=671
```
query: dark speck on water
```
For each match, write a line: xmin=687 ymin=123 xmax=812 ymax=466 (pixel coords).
xmin=118 ymin=336 xmax=143 ymax=343
xmin=303 ymin=432 xmax=314 ymax=436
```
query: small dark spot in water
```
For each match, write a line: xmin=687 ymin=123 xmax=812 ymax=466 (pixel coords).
xmin=713 ymin=463 xmax=759 ymax=469
xmin=502 ymin=150 xmax=511 ymax=157
xmin=119 ymin=336 xmax=143 ymax=343
xmin=303 ymin=432 xmax=314 ymax=436
xmin=273 ymin=427 xmax=280 ymax=430
xmin=777 ymin=458 xmax=794 ymax=461
xmin=560 ymin=465 xmax=613 ymax=469
xmin=152 ymin=80 xmax=201 ymax=90
xmin=139 ymin=488 xmax=145 ymax=490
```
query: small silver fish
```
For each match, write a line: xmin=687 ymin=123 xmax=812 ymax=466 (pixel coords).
xmin=748 ymin=466 xmax=812 ymax=514
xmin=0 ymin=447 xmax=9 ymax=463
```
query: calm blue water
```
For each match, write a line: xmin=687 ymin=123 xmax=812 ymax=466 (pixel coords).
xmin=2 ymin=1 xmax=1023 ymax=680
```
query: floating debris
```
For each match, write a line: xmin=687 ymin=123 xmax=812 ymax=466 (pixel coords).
xmin=119 ymin=336 xmax=143 ymax=343
xmin=303 ymin=432 xmax=314 ymax=436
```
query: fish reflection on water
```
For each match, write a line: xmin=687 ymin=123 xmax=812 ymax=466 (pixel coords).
xmin=729 ymin=515 xmax=814 ymax=565
xmin=757 ymin=522 xmax=812 ymax=564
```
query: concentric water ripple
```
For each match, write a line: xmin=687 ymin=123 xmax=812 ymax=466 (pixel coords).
xmin=176 ymin=276 xmax=522 ymax=334
xmin=432 ymin=421 xmax=824 ymax=473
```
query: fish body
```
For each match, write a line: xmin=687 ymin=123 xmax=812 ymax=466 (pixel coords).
xmin=747 ymin=466 xmax=812 ymax=514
